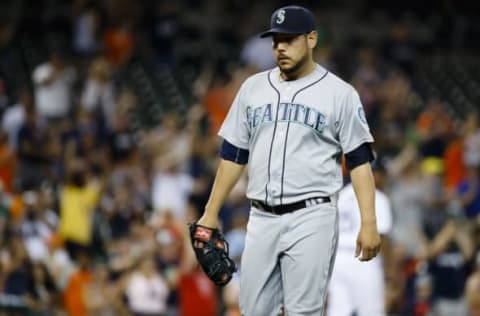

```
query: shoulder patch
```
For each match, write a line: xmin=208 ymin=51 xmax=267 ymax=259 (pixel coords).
xmin=357 ymin=106 xmax=367 ymax=124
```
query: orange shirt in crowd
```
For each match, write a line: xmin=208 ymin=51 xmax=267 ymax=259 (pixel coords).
xmin=416 ymin=106 xmax=454 ymax=140
xmin=0 ymin=143 xmax=16 ymax=193
xmin=444 ymin=138 xmax=466 ymax=190
xmin=9 ymin=194 xmax=24 ymax=223
xmin=103 ymin=27 xmax=134 ymax=66
xmin=64 ymin=268 xmax=93 ymax=316
xmin=178 ymin=268 xmax=218 ymax=316
xmin=204 ymin=85 xmax=231 ymax=135
xmin=204 ymin=69 xmax=250 ymax=135
xmin=416 ymin=110 xmax=433 ymax=138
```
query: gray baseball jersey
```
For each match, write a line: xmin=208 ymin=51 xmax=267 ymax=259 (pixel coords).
xmin=219 ymin=64 xmax=374 ymax=205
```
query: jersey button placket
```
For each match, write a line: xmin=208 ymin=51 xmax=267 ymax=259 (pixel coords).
xmin=285 ymin=85 xmax=292 ymax=100
xmin=278 ymin=83 xmax=291 ymax=206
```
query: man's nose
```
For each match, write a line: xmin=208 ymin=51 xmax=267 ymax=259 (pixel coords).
xmin=274 ymin=42 xmax=287 ymax=52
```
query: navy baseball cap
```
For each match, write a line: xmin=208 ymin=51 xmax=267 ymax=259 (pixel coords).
xmin=260 ymin=5 xmax=316 ymax=38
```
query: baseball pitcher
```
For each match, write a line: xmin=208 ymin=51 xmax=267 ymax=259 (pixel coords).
xmin=191 ymin=5 xmax=381 ymax=316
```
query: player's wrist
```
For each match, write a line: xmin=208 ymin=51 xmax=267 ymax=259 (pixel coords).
xmin=360 ymin=217 xmax=377 ymax=225
xmin=204 ymin=205 xmax=221 ymax=216
xmin=204 ymin=199 xmax=222 ymax=213
xmin=197 ymin=211 xmax=220 ymax=228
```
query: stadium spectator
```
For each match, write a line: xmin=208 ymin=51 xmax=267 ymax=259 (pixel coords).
xmin=2 ymin=235 xmax=31 ymax=298
xmin=0 ymin=2 xmax=479 ymax=315
xmin=72 ymin=0 xmax=102 ymax=56
xmin=58 ymin=159 xmax=102 ymax=261
xmin=240 ymin=35 xmax=276 ymax=72
xmin=417 ymin=206 xmax=474 ymax=316
xmin=32 ymin=51 xmax=76 ymax=122
xmin=0 ymin=130 xmax=16 ymax=193
xmin=466 ymin=253 xmax=480 ymax=316
xmin=63 ymin=252 xmax=93 ymax=316
xmin=1 ymin=88 xmax=32 ymax=150
xmin=83 ymin=262 xmax=128 ymax=316
xmin=103 ymin=20 xmax=135 ymax=67
xmin=125 ymin=255 xmax=170 ymax=316
xmin=44 ymin=234 xmax=75 ymax=291
xmin=24 ymin=262 xmax=59 ymax=315
xmin=19 ymin=190 xmax=53 ymax=262
xmin=151 ymin=154 xmax=194 ymax=220
xmin=16 ymin=107 xmax=52 ymax=190
xmin=81 ymin=56 xmax=116 ymax=130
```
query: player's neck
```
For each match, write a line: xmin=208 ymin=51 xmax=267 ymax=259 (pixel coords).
xmin=280 ymin=60 xmax=316 ymax=81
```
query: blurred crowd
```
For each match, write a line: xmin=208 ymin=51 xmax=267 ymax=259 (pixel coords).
xmin=0 ymin=0 xmax=478 ymax=316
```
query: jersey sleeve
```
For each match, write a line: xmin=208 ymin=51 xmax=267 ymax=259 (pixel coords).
xmin=218 ymin=82 xmax=250 ymax=149
xmin=375 ymin=192 xmax=393 ymax=235
xmin=337 ymin=87 xmax=374 ymax=154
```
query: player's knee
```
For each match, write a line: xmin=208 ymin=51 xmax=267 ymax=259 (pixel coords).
xmin=283 ymin=301 xmax=325 ymax=316
xmin=241 ymin=303 xmax=283 ymax=316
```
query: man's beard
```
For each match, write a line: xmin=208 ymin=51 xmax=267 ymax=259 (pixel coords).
xmin=277 ymin=52 xmax=308 ymax=77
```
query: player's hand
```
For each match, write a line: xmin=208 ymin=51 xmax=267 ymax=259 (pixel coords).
xmin=192 ymin=212 xmax=220 ymax=249
xmin=355 ymin=221 xmax=381 ymax=261
xmin=196 ymin=212 xmax=220 ymax=229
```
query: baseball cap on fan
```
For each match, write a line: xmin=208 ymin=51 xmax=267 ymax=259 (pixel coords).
xmin=260 ymin=5 xmax=316 ymax=38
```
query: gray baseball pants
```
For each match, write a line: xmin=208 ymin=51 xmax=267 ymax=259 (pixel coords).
xmin=239 ymin=201 xmax=339 ymax=316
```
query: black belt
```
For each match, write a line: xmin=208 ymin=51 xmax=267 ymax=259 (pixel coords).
xmin=251 ymin=197 xmax=331 ymax=215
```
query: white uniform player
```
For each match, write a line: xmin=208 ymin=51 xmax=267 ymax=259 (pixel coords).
xmin=328 ymin=182 xmax=393 ymax=316
xmin=196 ymin=5 xmax=382 ymax=316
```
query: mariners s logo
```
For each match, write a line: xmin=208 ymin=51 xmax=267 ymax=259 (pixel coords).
xmin=276 ymin=9 xmax=285 ymax=24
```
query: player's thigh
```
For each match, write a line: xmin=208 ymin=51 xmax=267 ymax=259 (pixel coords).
xmin=280 ymin=205 xmax=338 ymax=315
xmin=352 ymin=259 xmax=386 ymax=316
xmin=239 ymin=207 xmax=284 ymax=316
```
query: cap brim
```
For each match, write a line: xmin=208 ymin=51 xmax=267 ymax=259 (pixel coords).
xmin=259 ymin=31 xmax=275 ymax=38
xmin=259 ymin=28 xmax=303 ymax=38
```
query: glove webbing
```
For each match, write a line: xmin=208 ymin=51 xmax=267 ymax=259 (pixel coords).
xmin=189 ymin=223 xmax=237 ymax=286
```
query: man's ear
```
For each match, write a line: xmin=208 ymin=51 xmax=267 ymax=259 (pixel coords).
xmin=307 ymin=31 xmax=318 ymax=49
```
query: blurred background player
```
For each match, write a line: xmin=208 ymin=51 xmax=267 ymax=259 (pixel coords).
xmin=328 ymin=156 xmax=393 ymax=316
